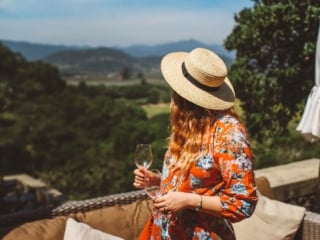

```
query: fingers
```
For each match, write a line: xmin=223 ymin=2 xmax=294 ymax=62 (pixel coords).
xmin=153 ymin=194 xmax=165 ymax=204
xmin=133 ymin=168 xmax=145 ymax=188
xmin=156 ymin=205 xmax=172 ymax=215
xmin=133 ymin=168 xmax=145 ymax=177
xmin=152 ymin=194 xmax=172 ymax=214
xmin=133 ymin=168 xmax=161 ymax=189
xmin=153 ymin=195 xmax=166 ymax=209
xmin=153 ymin=192 xmax=181 ymax=214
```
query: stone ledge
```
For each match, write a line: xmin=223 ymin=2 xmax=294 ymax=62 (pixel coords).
xmin=2 ymin=173 xmax=65 ymax=209
xmin=254 ymin=158 xmax=320 ymax=202
xmin=4 ymin=174 xmax=46 ymax=189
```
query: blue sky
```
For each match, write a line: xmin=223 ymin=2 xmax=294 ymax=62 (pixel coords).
xmin=0 ymin=0 xmax=254 ymax=47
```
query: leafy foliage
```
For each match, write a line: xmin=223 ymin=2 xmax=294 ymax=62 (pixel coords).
xmin=224 ymin=0 xmax=320 ymax=169
xmin=225 ymin=0 xmax=320 ymax=140
xmin=0 ymin=43 xmax=170 ymax=199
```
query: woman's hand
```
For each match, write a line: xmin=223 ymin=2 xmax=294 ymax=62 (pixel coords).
xmin=133 ymin=168 xmax=161 ymax=189
xmin=153 ymin=191 xmax=189 ymax=214
xmin=154 ymin=192 xmax=222 ymax=216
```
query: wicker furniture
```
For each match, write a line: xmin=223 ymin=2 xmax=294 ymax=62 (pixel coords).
xmin=302 ymin=211 xmax=320 ymax=240
xmin=1 ymin=189 xmax=152 ymax=239
xmin=1 ymin=159 xmax=320 ymax=239
xmin=52 ymin=189 xmax=149 ymax=217
xmin=1 ymin=178 xmax=319 ymax=240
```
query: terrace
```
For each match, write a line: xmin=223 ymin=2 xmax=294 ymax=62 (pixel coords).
xmin=0 ymin=158 xmax=319 ymax=240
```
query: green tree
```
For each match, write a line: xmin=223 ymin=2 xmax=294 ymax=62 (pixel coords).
xmin=225 ymin=0 xmax=320 ymax=140
xmin=0 ymin=43 xmax=173 ymax=198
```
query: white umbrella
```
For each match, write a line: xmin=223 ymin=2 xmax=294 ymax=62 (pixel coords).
xmin=296 ymin=25 xmax=320 ymax=143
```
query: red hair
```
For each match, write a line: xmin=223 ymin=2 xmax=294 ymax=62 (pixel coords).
xmin=167 ymin=91 xmax=239 ymax=175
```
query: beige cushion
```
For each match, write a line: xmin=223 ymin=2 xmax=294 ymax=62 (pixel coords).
xmin=3 ymin=199 xmax=153 ymax=240
xmin=63 ymin=218 xmax=124 ymax=240
xmin=3 ymin=216 xmax=69 ymax=240
xmin=233 ymin=192 xmax=306 ymax=240
xmin=74 ymin=199 xmax=152 ymax=239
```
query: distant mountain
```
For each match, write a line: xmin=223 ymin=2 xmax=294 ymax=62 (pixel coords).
xmin=44 ymin=47 xmax=155 ymax=74
xmin=1 ymin=38 xmax=234 ymax=60
xmin=1 ymin=39 xmax=88 ymax=61
xmin=118 ymin=39 xmax=235 ymax=59
xmin=1 ymin=39 xmax=234 ymax=76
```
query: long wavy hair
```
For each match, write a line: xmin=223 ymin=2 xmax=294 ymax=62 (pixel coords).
xmin=166 ymin=91 xmax=239 ymax=177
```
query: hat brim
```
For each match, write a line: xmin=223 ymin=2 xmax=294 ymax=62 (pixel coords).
xmin=161 ymin=52 xmax=235 ymax=110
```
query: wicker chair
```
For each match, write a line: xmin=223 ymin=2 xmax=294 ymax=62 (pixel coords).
xmin=0 ymin=189 xmax=150 ymax=239
xmin=1 ymin=177 xmax=320 ymax=240
xmin=51 ymin=189 xmax=149 ymax=217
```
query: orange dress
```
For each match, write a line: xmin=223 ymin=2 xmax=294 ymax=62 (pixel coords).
xmin=139 ymin=114 xmax=258 ymax=240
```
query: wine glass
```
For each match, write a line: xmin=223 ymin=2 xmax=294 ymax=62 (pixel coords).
xmin=144 ymin=169 xmax=163 ymax=218
xmin=134 ymin=144 xmax=161 ymax=198
xmin=144 ymin=169 xmax=162 ymax=199
xmin=134 ymin=143 xmax=153 ymax=190
xmin=134 ymin=144 xmax=153 ymax=169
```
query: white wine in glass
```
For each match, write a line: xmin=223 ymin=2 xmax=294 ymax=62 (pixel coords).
xmin=134 ymin=144 xmax=153 ymax=169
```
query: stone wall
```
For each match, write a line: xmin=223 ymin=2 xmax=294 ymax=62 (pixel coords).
xmin=254 ymin=158 xmax=320 ymax=211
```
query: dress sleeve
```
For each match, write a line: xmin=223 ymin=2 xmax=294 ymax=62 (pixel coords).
xmin=213 ymin=117 xmax=258 ymax=223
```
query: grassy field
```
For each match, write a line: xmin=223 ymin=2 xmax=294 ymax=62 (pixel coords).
xmin=142 ymin=103 xmax=170 ymax=118
xmin=62 ymin=71 xmax=165 ymax=87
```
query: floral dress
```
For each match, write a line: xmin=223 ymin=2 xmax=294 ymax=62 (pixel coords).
xmin=139 ymin=114 xmax=258 ymax=240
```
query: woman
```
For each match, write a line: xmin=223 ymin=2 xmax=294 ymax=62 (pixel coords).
xmin=133 ymin=48 xmax=258 ymax=240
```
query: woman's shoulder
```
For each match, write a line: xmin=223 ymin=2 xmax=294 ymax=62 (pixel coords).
xmin=214 ymin=113 xmax=248 ymax=136
xmin=216 ymin=113 xmax=241 ymax=126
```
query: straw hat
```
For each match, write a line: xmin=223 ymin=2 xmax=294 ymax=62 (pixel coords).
xmin=161 ymin=48 xmax=235 ymax=110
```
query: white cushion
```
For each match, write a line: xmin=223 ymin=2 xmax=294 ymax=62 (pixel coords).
xmin=64 ymin=218 xmax=124 ymax=240
xmin=233 ymin=192 xmax=306 ymax=240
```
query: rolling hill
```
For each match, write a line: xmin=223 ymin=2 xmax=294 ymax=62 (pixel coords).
xmin=43 ymin=47 xmax=161 ymax=77
xmin=1 ymin=39 xmax=234 ymax=80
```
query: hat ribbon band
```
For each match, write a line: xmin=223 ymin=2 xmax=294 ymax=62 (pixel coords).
xmin=182 ymin=63 xmax=219 ymax=92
